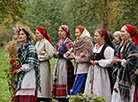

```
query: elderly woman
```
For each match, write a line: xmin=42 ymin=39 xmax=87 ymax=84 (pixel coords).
xmin=67 ymin=25 xmax=93 ymax=95
xmin=13 ymin=26 xmax=40 ymax=102
xmin=52 ymin=25 xmax=74 ymax=102
xmin=85 ymin=29 xmax=114 ymax=102
xmin=35 ymin=26 xmax=54 ymax=102
xmin=111 ymin=24 xmax=138 ymax=102
xmin=113 ymin=31 xmax=122 ymax=52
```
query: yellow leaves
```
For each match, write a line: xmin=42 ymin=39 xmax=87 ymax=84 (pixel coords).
xmin=5 ymin=39 xmax=18 ymax=58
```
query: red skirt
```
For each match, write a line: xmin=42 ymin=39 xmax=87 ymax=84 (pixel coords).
xmin=14 ymin=95 xmax=37 ymax=102
xmin=134 ymin=87 xmax=138 ymax=102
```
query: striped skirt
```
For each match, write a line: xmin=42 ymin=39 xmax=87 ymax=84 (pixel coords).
xmin=14 ymin=95 xmax=37 ymax=102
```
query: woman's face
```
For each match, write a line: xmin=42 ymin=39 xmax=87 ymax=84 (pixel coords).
xmin=18 ymin=30 xmax=27 ymax=43
xmin=120 ymin=26 xmax=130 ymax=41
xmin=113 ymin=34 xmax=120 ymax=42
xmin=94 ymin=31 xmax=104 ymax=44
xmin=75 ymin=28 xmax=81 ymax=40
xmin=58 ymin=27 xmax=66 ymax=38
xmin=36 ymin=30 xmax=44 ymax=40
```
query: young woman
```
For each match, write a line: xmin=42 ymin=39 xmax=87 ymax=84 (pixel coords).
xmin=14 ymin=26 xmax=40 ymax=102
xmin=111 ymin=24 xmax=138 ymax=102
xmin=67 ymin=25 xmax=93 ymax=95
xmin=35 ymin=26 xmax=54 ymax=102
xmin=85 ymin=29 xmax=114 ymax=102
xmin=52 ymin=25 xmax=74 ymax=102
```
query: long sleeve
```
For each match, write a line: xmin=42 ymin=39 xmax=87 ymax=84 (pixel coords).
xmin=21 ymin=64 xmax=34 ymax=72
xmin=98 ymin=47 xmax=114 ymax=68
xmin=38 ymin=41 xmax=54 ymax=61
xmin=74 ymin=55 xmax=89 ymax=63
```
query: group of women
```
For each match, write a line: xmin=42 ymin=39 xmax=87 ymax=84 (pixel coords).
xmin=12 ymin=24 xmax=138 ymax=102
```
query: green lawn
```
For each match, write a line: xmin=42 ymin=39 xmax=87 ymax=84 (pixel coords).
xmin=0 ymin=47 xmax=58 ymax=102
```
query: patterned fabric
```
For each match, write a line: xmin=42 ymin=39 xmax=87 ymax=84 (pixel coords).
xmin=56 ymin=37 xmax=73 ymax=53
xmin=17 ymin=41 xmax=41 ymax=91
xmin=14 ymin=95 xmax=37 ymax=102
xmin=73 ymin=36 xmax=93 ymax=62
xmin=116 ymin=40 xmax=138 ymax=101
xmin=66 ymin=60 xmax=74 ymax=94
xmin=53 ymin=37 xmax=74 ymax=97
xmin=101 ymin=29 xmax=114 ymax=48
xmin=61 ymin=25 xmax=71 ymax=39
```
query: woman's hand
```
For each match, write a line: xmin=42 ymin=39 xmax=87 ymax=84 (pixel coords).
xmin=41 ymin=51 xmax=46 ymax=55
xmin=12 ymin=69 xmax=22 ymax=74
xmin=113 ymin=56 xmax=121 ymax=63
xmin=69 ymin=55 xmax=75 ymax=59
xmin=90 ymin=60 xmax=98 ymax=65
xmin=55 ymin=52 xmax=59 ymax=57
xmin=80 ymin=53 xmax=85 ymax=57
xmin=65 ymin=51 xmax=71 ymax=57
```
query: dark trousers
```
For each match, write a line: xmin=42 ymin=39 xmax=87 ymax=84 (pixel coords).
xmin=37 ymin=97 xmax=52 ymax=102
xmin=55 ymin=98 xmax=69 ymax=102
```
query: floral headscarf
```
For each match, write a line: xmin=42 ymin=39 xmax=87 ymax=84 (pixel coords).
xmin=61 ymin=25 xmax=71 ymax=39
xmin=36 ymin=26 xmax=51 ymax=43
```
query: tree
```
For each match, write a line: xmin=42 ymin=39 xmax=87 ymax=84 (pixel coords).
xmin=21 ymin=0 xmax=64 ymax=45
xmin=0 ymin=0 xmax=27 ymax=28
xmin=63 ymin=0 xmax=103 ymax=38
xmin=106 ymin=0 xmax=138 ymax=32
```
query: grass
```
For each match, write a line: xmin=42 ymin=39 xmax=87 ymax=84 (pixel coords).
xmin=0 ymin=47 xmax=58 ymax=102
xmin=0 ymin=48 xmax=11 ymax=102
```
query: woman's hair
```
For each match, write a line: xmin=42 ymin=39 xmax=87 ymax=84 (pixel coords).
xmin=113 ymin=31 xmax=122 ymax=41
xmin=16 ymin=25 xmax=35 ymax=44
xmin=95 ymin=29 xmax=104 ymax=37
xmin=95 ymin=29 xmax=114 ymax=48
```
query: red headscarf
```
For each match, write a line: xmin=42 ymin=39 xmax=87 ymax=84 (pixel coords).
xmin=61 ymin=25 xmax=71 ymax=39
xmin=36 ymin=26 xmax=51 ymax=43
xmin=100 ymin=29 xmax=114 ymax=48
xmin=124 ymin=24 xmax=138 ymax=45
xmin=76 ymin=25 xmax=85 ymax=34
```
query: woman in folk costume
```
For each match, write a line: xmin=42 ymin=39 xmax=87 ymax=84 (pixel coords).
xmin=112 ymin=31 xmax=122 ymax=53
xmin=111 ymin=24 xmax=138 ymax=102
xmin=35 ymin=26 xmax=54 ymax=102
xmin=67 ymin=25 xmax=93 ymax=95
xmin=52 ymin=25 xmax=74 ymax=102
xmin=13 ymin=26 xmax=41 ymax=102
xmin=85 ymin=29 xmax=114 ymax=102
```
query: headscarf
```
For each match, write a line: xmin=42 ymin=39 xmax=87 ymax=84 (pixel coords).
xmin=76 ymin=25 xmax=91 ymax=39
xmin=101 ymin=29 xmax=114 ymax=48
xmin=124 ymin=24 xmax=138 ymax=45
xmin=61 ymin=25 xmax=71 ymax=39
xmin=76 ymin=25 xmax=85 ymax=34
xmin=113 ymin=31 xmax=122 ymax=41
xmin=36 ymin=26 xmax=51 ymax=43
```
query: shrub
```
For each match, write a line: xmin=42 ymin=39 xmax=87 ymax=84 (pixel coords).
xmin=69 ymin=93 xmax=106 ymax=102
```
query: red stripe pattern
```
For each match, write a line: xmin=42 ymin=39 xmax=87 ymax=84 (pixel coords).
xmin=52 ymin=84 xmax=67 ymax=97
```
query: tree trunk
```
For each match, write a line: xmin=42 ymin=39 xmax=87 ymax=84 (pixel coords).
xmin=103 ymin=0 xmax=108 ymax=30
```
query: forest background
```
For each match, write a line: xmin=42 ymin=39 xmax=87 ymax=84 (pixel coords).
xmin=0 ymin=0 xmax=138 ymax=101
xmin=0 ymin=0 xmax=138 ymax=46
